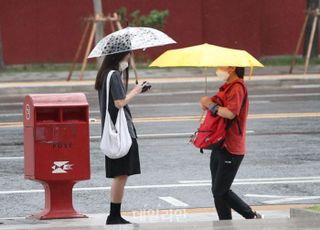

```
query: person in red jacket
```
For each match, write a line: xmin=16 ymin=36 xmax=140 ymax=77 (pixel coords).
xmin=200 ymin=66 xmax=263 ymax=220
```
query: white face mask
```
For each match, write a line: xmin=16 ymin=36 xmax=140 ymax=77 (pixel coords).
xmin=119 ymin=61 xmax=129 ymax=71
xmin=216 ymin=70 xmax=229 ymax=82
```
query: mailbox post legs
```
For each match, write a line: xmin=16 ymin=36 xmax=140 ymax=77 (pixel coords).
xmin=31 ymin=181 xmax=87 ymax=220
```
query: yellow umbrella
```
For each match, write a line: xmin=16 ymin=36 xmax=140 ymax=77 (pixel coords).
xmin=149 ymin=43 xmax=263 ymax=94
xmin=149 ymin=43 xmax=264 ymax=68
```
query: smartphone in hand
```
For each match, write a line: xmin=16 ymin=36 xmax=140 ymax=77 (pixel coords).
xmin=141 ymin=81 xmax=152 ymax=93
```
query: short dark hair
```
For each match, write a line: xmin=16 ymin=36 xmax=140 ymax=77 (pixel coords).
xmin=235 ymin=67 xmax=245 ymax=79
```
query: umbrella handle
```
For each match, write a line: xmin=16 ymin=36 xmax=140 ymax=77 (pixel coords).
xmin=249 ymin=66 xmax=253 ymax=80
xmin=130 ymin=54 xmax=139 ymax=84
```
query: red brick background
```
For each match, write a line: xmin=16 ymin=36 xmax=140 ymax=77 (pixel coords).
xmin=0 ymin=0 xmax=306 ymax=64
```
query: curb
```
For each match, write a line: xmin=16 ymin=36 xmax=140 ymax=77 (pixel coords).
xmin=290 ymin=208 xmax=320 ymax=219
xmin=0 ymin=74 xmax=320 ymax=89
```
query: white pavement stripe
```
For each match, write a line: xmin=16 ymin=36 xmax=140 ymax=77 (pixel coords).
xmin=2 ymin=178 xmax=320 ymax=195
xmin=90 ymin=130 xmax=255 ymax=140
xmin=0 ymin=157 xmax=23 ymax=160
xmin=0 ymin=102 xmax=23 ymax=106
xmin=0 ymin=92 xmax=319 ymax=108
xmin=129 ymin=101 xmax=269 ymax=107
xmin=137 ymin=92 xmax=320 ymax=98
xmin=0 ymin=100 xmax=271 ymax=112
xmin=251 ymin=92 xmax=320 ymax=98
xmin=264 ymin=196 xmax=320 ymax=204
xmin=159 ymin=197 xmax=189 ymax=207
xmin=179 ymin=176 xmax=320 ymax=184
xmin=0 ymin=101 xmax=272 ymax=117
xmin=289 ymin=84 xmax=320 ymax=89
xmin=244 ymin=194 xmax=291 ymax=198
xmin=89 ymin=133 xmax=192 ymax=140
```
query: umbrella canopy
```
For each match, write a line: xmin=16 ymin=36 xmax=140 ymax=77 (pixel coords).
xmin=88 ymin=27 xmax=176 ymax=58
xmin=149 ymin=43 xmax=264 ymax=68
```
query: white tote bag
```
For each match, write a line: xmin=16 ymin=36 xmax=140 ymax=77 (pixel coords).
xmin=100 ymin=70 xmax=132 ymax=159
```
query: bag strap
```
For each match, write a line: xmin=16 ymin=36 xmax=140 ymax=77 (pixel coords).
xmin=105 ymin=70 xmax=115 ymax=112
xmin=224 ymin=81 xmax=248 ymax=134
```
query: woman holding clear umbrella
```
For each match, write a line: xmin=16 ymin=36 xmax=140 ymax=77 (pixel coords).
xmin=90 ymin=27 xmax=175 ymax=225
xmin=95 ymin=50 xmax=147 ymax=225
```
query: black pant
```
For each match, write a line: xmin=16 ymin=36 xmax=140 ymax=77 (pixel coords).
xmin=210 ymin=147 xmax=255 ymax=220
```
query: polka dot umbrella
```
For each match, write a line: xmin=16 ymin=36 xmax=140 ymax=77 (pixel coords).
xmin=88 ymin=27 xmax=176 ymax=58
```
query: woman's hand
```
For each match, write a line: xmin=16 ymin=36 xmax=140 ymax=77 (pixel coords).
xmin=200 ymin=96 xmax=213 ymax=109
xmin=114 ymin=84 xmax=143 ymax=109
xmin=132 ymin=84 xmax=143 ymax=94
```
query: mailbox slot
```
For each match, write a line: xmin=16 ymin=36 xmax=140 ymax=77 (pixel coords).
xmin=36 ymin=107 xmax=60 ymax=122
xmin=62 ymin=106 xmax=87 ymax=122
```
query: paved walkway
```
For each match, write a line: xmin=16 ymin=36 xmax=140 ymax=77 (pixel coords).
xmin=0 ymin=65 xmax=320 ymax=83
xmin=0 ymin=204 xmax=317 ymax=229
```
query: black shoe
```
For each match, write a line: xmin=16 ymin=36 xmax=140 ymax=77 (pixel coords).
xmin=106 ymin=215 xmax=131 ymax=225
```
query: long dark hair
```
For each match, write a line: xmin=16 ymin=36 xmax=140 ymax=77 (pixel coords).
xmin=94 ymin=51 xmax=130 ymax=91
xmin=235 ymin=67 xmax=245 ymax=79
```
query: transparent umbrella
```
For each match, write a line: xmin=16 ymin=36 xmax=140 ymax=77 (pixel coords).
xmin=88 ymin=27 xmax=176 ymax=58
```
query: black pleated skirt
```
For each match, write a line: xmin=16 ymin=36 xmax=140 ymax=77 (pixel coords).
xmin=105 ymin=138 xmax=141 ymax=178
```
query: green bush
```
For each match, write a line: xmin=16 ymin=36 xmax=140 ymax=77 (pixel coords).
xmin=117 ymin=7 xmax=169 ymax=30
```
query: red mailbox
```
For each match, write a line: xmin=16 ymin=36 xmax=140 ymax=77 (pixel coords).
xmin=23 ymin=93 xmax=90 ymax=219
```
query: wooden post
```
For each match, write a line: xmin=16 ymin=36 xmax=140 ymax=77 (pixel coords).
xmin=304 ymin=0 xmax=320 ymax=58
xmin=289 ymin=12 xmax=309 ymax=74
xmin=67 ymin=12 xmax=140 ymax=81
xmin=304 ymin=9 xmax=319 ymax=74
xmin=80 ymin=19 xmax=97 ymax=80
xmin=67 ymin=21 xmax=90 ymax=81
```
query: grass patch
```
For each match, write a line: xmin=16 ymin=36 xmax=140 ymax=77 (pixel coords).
xmin=0 ymin=63 xmax=97 ymax=74
xmin=1 ymin=55 xmax=320 ymax=74
xmin=307 ymin=205 xmax=320 ymax=212
xmin=260 ymin=55 xmax=320 ymax=66
xmin=0 ymin=62 xmax=153 ymax=74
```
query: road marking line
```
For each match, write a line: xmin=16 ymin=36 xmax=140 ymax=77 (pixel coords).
xmin=289 ymin=84 xmax=320 ymax=89
xmin=0 ymin=157 xmax=23 ymax=160
xmin=1 ymin=112 xmax=320 ymax=128
xmin=250 ymin=92 xmax=320 ymax=98
xmin=179 ymin=176 xmax=320 ymax=183
xmin=245 ymin=194 xmax=293 ymax=198
xmin=0 ymin=74 xmax=319 ymax=88
xmin=1 ymin=178 xmax=320 ymax=195
xmin=1 ymin=91 xmax=319 ymax=108
xmin=0 ymin=102 xmax=23 ymax=106
xmin=138 ymin=91 xmax=320 ymax=98
xmin=0 ymin=101 xmax=270 ymax=117
xmin=159 ymin=197 xmax=189 ymax=207
xmin=264 ymin=196 xmax=320 ymax=204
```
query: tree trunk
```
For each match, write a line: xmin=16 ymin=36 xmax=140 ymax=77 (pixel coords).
xmin=93 ymin=0 xmax=104 ymax=67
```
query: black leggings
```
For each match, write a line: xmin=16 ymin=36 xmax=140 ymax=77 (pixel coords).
xmin=210 ymin=147 xmax=255 ymax=220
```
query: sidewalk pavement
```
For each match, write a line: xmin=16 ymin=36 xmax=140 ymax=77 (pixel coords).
xmin=0 ymin=204 xmax=317 ymax=230
xmin=0 ymin=72 xmax=319 ymax=92
xmin=0 ymin=65 xmax=320 ymax=84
